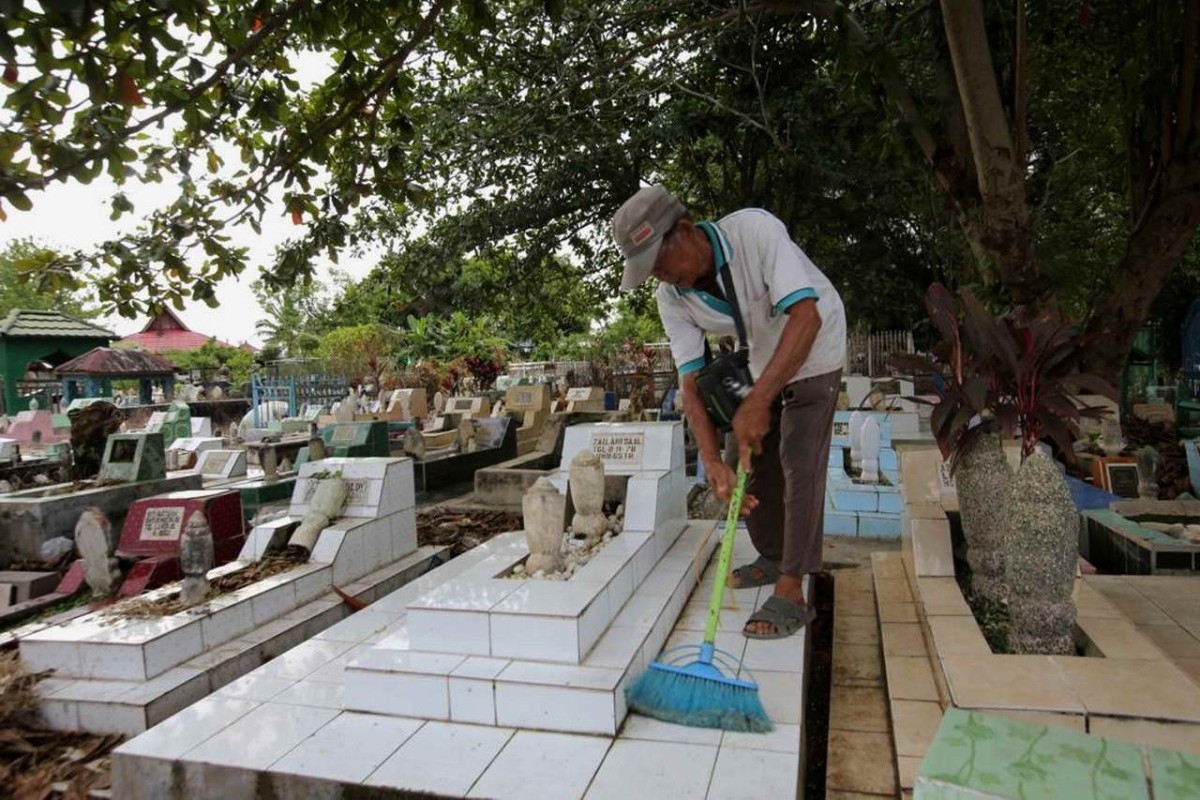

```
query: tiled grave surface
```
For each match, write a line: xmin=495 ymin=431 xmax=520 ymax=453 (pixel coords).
xmin=826 ymin=411 xmax=906 ymax=539
xmin=1087 ymin=574 xmax=1200 ymax=685
xmin=1082 ymin=508 xmax=1200 ymax=574
xmin=887 ymin=440 xmax=1200 ymax=797
xmin=113 ymin=527 xmax=808 ymax=799
xmin=915 ymin=707 xmax=1200 ymax=800
xmin=20 ymin=455 xmax=433 ymax=734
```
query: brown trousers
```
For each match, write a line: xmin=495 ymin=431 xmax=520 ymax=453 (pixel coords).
xmin=735 ymin=368 xmax=842 ymax=577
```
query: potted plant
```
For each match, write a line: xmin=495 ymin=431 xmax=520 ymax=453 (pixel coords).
xmin=891 ymin=285 xmax=1012 ymax=607
xmin=893 ymin=284 xmax=1115 ymax=654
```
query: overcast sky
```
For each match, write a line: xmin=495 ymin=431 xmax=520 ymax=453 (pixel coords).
xmin=0 ymin=164 xmax=379 ymax=348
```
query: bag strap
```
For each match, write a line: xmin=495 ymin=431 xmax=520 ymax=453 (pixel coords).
xmin=718 ymin=262 xmax=749 ymax=352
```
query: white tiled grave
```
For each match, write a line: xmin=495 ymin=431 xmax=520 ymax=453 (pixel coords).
xmin=111 ymin=524 xmax=808 ymax=800
xmin=344 ymin=422 xmax=694 ymax=734
xmin=19 ymin=456 xmax=445 ymax=735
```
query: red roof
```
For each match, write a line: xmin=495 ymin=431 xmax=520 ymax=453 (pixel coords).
xmin=56 ymin=347 xmax=175 ymax=376
xmin=116 ymin=330 xmax=234 ymax=353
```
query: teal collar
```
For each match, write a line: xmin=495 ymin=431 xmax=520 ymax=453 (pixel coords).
xmin=677 ymin=220 xmax=733 ymax=315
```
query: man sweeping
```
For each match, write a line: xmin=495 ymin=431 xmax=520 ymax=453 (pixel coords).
xmin=613 ymin=185 xmax=846 ymax=639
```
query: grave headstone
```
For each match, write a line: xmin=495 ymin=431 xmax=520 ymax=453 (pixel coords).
xmin=386 ymin=388 xmax=428 ymax=421
xmin=433 ymin=391 xmax=447 ymax=415
xmin=178 ymin=510 xmax=214 ymax=606
xmin=523 ymin=478 xmax=565 ymax=574
xmin=6 ymin=410 xmax=60 ymax=448
xmin=0 ymin=438 xmax=17 ymax=464
xmin=447 ymin=396 xmax=491 ymax=418
xmin=98 ymin=432 xmax=166 ymax=483
xmin=564 ymin=387 xmax=606 ymax=413
xmin=334 ymin=392 xmax=357 ymax=422
xmin=320 ymin=421 xmax=389 ymax=458
xmin=568 ymin=449 xmax=607 ymax=543
xmin=505 ymin=384 xmax=551 ymax=414
xmin=190 ymin=417 xmax=213 ymax=437
xmin=75 ymin=508 xmax=120 ymax=597
xmin=111 ymin=489 xmax=245 ymax=597
xmin=195 ymin=449 xmax=247 ymax=479
xmin=144 ymin=411 xmax=167 ymax=433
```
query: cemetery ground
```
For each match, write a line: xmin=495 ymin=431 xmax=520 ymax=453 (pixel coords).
xmin=0 ymin=485 xmax=522 ymax=799
xmin=0 ymin=534 xmax=890 ymax=800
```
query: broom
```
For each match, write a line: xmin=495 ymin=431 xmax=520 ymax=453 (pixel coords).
xmin=625 ymin=466 xmax=773 ymax=733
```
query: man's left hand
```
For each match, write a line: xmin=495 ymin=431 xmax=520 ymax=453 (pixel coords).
xmin=733 ymin=395 xmax=771 ymax=470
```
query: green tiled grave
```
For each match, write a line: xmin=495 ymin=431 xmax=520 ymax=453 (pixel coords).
xmin=916 ymin=708 xmax=1149 ymax=799
xmin=1151 ymin=748 xmax=1200 ymax=800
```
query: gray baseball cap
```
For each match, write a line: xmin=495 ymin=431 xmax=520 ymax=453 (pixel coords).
xmin=612 ymin=185 xmax=687 ymax=291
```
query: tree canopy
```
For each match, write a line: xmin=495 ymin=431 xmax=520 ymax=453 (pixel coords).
xmin=6 ymin=1 xmax=1200 ymax=384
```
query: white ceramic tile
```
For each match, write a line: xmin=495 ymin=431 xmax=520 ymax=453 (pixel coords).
xmin=270 ymin=711 xmax=422 ymax=783
xmin=76 ymin=642 xmax=147 ymax=681
xmin=259 ymin=639 xmax=356 ymax=681
xmin=706 ymin=745 xmax=797 ymax=800
xmin=611 ymin=593 xmax=665 ymax=634
xmin=632 ymin=543 xmax=659 ymax=586
xmin=603 ymin=560 xmax=636 ymax=618
xmin=313 ymin=609 xmax=392 ymax=643
xmin=391 ymin=511 xmax=418 ymax=559
xmin=449 ymin=676 xmax=496 ymax=725
xmin=741 ymin=630 xmax=806 ymax=672
xmin=738 ymin=669 xmax=802 ymax=726
xmin=352 ymin=648 xmax=465 ymax=675
xmin=492 ymin=580 xmax=599 ymax=616
xmin=578 ymin=597 xmax=613 ymax=659
xmin=274 ymin=679 xmax=345 ymax=710
xmin=332 ymin=529 xmax=369 ymax=585
xmin=444 ymin=654 xmax=505 ymax=677
xmin=721 ymin=723 xmax=800 ymax=754
xmin=619 ymin=713 xmax=724 ymax=746
xmin=309 ymin=528 xmax=346 ymax=565
xmin=37 ymin=697 xmax=79 ymax=731
xmin=250 ymin=581 xmax=298 ymax=626
xmin=119 ymin=666 xmax=208 ymax=706
xmin=584 ymin=739 xmax=717 ymax=800
xmin=20 ymin=641 xmax=80 ymax=678
xmin=639 ymin=565 xmax=688 ymax=598
xmin=344 ymin=669 xmax=450 ymax=719
xmin=291 ymin=564 xmax=333 ymax=605
xmin=468 ymin=730 xmax=612 ymax=800
xmin=185 ymin=701 xmax=339 ymax=769
xmin=583 ymin=626 xmax=644 ymax=672
xmin=200 ymin=601 xmax=255 ymax=649
xmin=495 ymin=682 xmax=618 ymax=735
xmin=410 ymin=578 xmax=522 ymax=611
xmin=489 ymin=613 xmax=579 ymax=662
xmin=78 ymin=701 xmax=146 ymax=736
xmin=369 ymin=625 xmax=410 ymax=651
xmin=50 ymin=678 xmax=138 ymax=703
xmin=305 ymin=651 xmax=356 ymax=684
xmin=217 ymin=673 xmax=297 ymax=702
xmin=115 ymin=696 xmax=261 ymax=760
xmin=499 ymin=661 xmax=624 ymax=691
xmin=409 ymin=608 xmax=492 ymax=656
xmin=365 ymin=720 xmax=514 ymax=796
xmin=573 ymin=554 xmax=625 ymax=588
xmin=361 ymin=520 xmax=394 ymax=572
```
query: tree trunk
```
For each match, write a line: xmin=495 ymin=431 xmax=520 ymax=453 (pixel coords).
xmin=939 ymin=0 xmax=1050 ymax=311
xmin=1084 ymin=158 xmax=1200 ymax=387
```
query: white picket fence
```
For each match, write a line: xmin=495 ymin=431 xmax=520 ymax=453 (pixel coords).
xmin=846 ymin=329 xmax=915 ymax=377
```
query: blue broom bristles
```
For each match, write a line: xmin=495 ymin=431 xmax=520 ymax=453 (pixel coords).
xmin=626 ymin=655 xmax=773 ymax=734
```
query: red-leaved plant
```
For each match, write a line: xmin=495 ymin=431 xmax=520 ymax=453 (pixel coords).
xmin=891 ymin=283 xmax=1116 ymax=467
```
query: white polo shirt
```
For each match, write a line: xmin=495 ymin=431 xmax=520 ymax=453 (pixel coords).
xmin=656 ymin=209 xmax=846 ymax=383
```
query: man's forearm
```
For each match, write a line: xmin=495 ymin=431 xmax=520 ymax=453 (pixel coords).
xmin=681 ymin=373 xmax=723 ymax=461
xmin=747 ymin=300 xmax=822 ymax=406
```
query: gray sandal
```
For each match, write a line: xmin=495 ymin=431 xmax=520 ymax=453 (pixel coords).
xmin=744 ymin=595 xmax=817 ymax=640
xmin=730 ymin=556 xmax=780 ymax=589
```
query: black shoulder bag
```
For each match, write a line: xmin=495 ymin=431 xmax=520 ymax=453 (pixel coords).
xmin=694 ymin=262 xmax=753 ymax=432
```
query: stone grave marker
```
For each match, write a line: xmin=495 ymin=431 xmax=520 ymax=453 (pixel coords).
xmin=195 ymin=449 xmax=247 ymax=479
xmin=564 ymin=386 xmax=606 ymax=413
xmin=386 ymin=388 xmax=428 ymax=421
xmin=0 ymin=438 xmax=17 ymax=464
xmin=190 ymin=417 xmax=213 ymax=437
xmin=75 ymin=508 xmax=120 ymax=597
xmin=144 ymin=411 xmax=167 ymax=433
xmin=505 ymin=384 xmax=551 ymax=413
xmin=447 ymin=396 xmax=491 ymax=418
xmin=98 ymin=432 xmax=166 ymax=483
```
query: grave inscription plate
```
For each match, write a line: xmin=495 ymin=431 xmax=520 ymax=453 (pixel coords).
xmin=589 ymin=431 xmax=645 ymax=467
xmin=141 ymin=507 xmax=185 ymax=541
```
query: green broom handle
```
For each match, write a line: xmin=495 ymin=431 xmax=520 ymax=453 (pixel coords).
xmin=704 ymin=466 xmax=748 ymax=646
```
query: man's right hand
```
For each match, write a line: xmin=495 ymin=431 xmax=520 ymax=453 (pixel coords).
xmin=703 ymin=453 xmax=759 ymax=515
